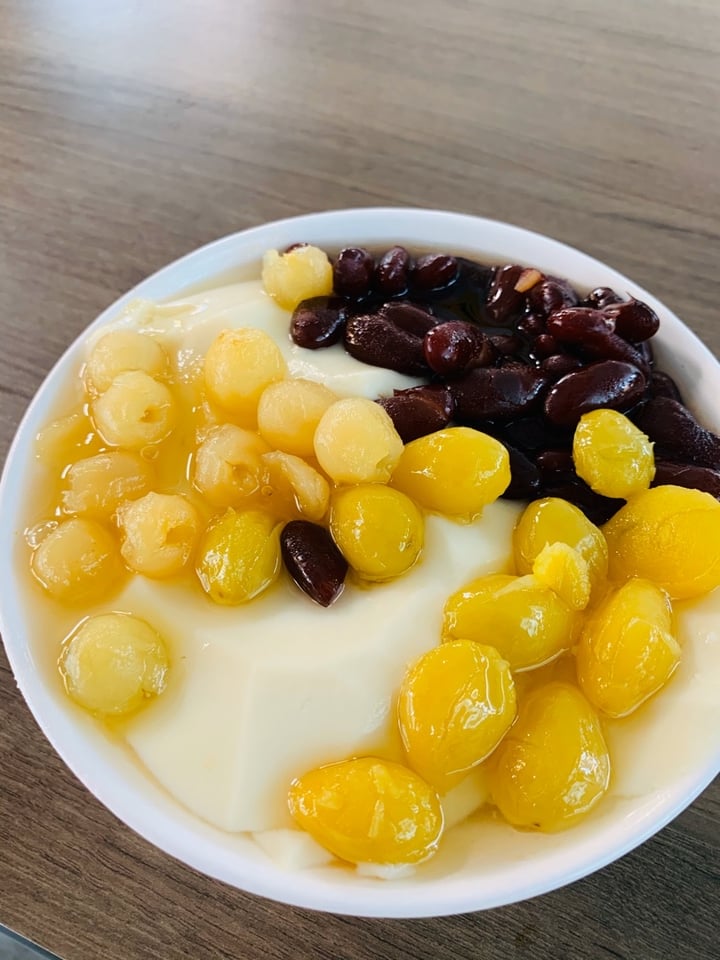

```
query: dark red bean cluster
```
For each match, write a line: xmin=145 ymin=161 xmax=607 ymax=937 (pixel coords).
xmin=287 ymin=245 xmax=720 ymax=530
xmin=280 ymin=521 xmax=348 ymax=607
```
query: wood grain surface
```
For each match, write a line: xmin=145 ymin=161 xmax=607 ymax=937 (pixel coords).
xmin=1 ymin=1 xmax=718 ymax=958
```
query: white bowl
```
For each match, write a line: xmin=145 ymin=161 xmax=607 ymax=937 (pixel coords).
xmin=2 ymin=208 xmax=719 ymax=917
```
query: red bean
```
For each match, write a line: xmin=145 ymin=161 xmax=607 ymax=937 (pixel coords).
xmin=344 ymin=312 xmax=428 ymax=376
xmin=536 ymin=448 xmax=575 ymax=484
xmin=534 ymin=447 xmax=595 ymax=488
xmin=540 ymin=353 xmax=584 ymax=379
xmin=452 ymin=364 xmax=550 ymax=424
xmin=517 ymin=313 xmax=545 ymax=336
xmin=602 ymin=298 xmax=659 ymax=342
xmin=291 ymin=297 xmax=346 ymax=349
xmin=544 ymin=360 xmax=647 ymax=427
xmin=376 ymin=246 xmax=411 ymax=296
xmin=635 ymin=338 xmax=654 ymax=369
xmin=486 ymin=265 xmax=526 ymax=321
xmin=531 ymin=334 xmax=559 ymax=359
xmin=534 ymin=449 xmax=624 ymax=522
xmin=458 ymin=257 xmax=494 ymax=287
xmin=490 ymin=333 xmax=523 ymax=356
xmin=527 ymin=277 xmax=579 ymax=318
xmin=412 ymin=253 xmax=459 ymax=291
xmin=376 ymin=388 xmax=453 ymax=443
xmin=547 ymin=306 xmax=613 ymax=337
xmin=632 ymin=397 xmax=720 ymax=470
xmin=281 ymin=521 xmax=348 ymax=607
xmin=648 ymin=370 xmax=683 ymax=402
xmin=543 ymin=479 xmax=624 ymax=525
xmin=501 ymin=417 xmax=571 ymax=454
xmin=284 ymin=241 xmax=309 ymax=254
xmin=333 ymin=247 xmax=375 ymax=299
xmin=500 ymin=445 xmax=542 ymax=500
xmin=652 ymin=461 xmax=720 ymax=499
xmin=394 ymin=383 xmax=455 ymax=419
xmin=547 ymin=307 xmax=649 ymax=372
xmin=423 ymin=321 xmax=494 ymax=376
xmin=382 ymin=301 xmax=437 ymax=337
xmin=585 ymin=287 xmax=622 ymax=309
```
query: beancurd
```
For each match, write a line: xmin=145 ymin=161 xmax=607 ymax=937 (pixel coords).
xmin=20 ymin=241 xmax=720 ymax=876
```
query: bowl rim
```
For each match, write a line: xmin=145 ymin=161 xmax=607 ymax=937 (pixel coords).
xmin=1 ymin=206 xmax=719 ymax=918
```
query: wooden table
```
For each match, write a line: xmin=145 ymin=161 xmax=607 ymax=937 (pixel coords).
xmin=1 ymin=1 xmax=718 ymax=957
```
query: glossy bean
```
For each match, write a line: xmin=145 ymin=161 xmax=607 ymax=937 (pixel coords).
xmin=375 ymin=246 xmax=411 ymax=296
xmin=490 ymin=333 xmax=523 ymax=356
xmin=635 ymin=338 xmax=654 ymax=369
xmin=501 ymin=417 xmax=571 ymax=454
xmin=412 ymin=253 xmax=459 ymax=291
xmin=486 ymin=264 xmax=526 ymax=321
xmin=540 ymin=353 xmax=584 ymax=379
xmin=544 ymin=360 xmax=647 ymax=428
xmin=602 ymin=298 xmax=660 ymax=342
xmin=547 ymin=307 xmax=649 ymax=372
xmin=456 ymin=257 xmax=494 ymax=294
xmin=584 ymin=287 xmax=622 ymax=309
xmin=394 ymin=383 xmax=455 ymax=418
xmin=517 ymin=313 xmax=545 ymax=336
xmin=382 ymin=301 xmax=437 ymax=337
xmin=501 ymin=445 xmax=542 ymax=500
xmin=652 ymin=461 xmax=720 ymax=499
xmin=542 ymin=479 xmax=625 ymax=526
xmin=377 ymin=389 xmax=453 ymax=443
xmin=535 ymin=449 xmax=624 ymax=522
xmin=527 ymin=277 xmax=579 ymax=318
xmin=632 ymin=397 xmax=720 ymax=470
xmin=424 ymin=321 xmax=494 ymax=375
xmin=344 ymin=312 xmax=428 ymax=376
xmin=547 ymin=306 xmax=613 ymax=337
xmin=291 ymin=297 xmax=346 ymax=349
xmin=535 ymin=448 xmax=575 ymax=484
xmin=280 ymin=520 xmax=348 ymax=607
xmin=333 ymin=247 xmax=375 ymax=299
xmin=648 ymin=370 xmax=683 ymax=402
xmin=531 ymin=334 xmax=559 ymax=359
xmin=452 ymin=364 xmax=550 ymax=424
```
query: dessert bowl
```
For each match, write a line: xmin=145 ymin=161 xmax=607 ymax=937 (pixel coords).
xmin=1 ymin=207 xmax=719 ymax=917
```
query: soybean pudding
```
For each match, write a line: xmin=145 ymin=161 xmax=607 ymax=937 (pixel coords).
xmin=20 ymin=244 xmax=720 ymax=876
